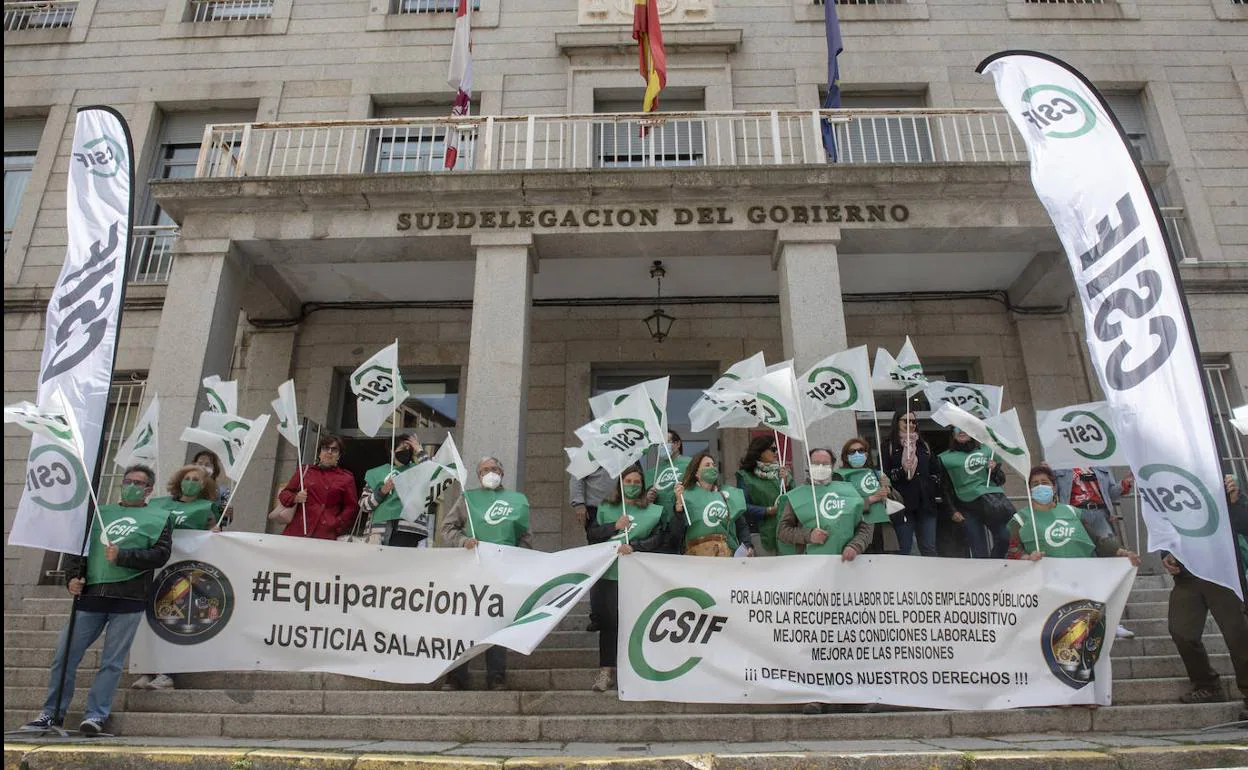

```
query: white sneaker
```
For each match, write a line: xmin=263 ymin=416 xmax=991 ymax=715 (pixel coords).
xmin=147 ymin=674 xmax=175 ymax=690
xmin=591 ymin=667 xmax=615 ymax=692
xmin=130 ymin=675 xmax=153 ymax=690
xmin=1115 ymin=625 xmax=1135 ymax=639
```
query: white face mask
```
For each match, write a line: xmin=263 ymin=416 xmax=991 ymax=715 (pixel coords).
xmin=481 ymin=471 xmax=502 ymax=490
xmin=810 ymin=464 xmax=834 ymax=484
xmin=197 ymin=464 xmax=215 ymax=476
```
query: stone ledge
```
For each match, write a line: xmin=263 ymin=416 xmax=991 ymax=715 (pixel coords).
xmin=556 ymin=28 xmax=743 ymax=56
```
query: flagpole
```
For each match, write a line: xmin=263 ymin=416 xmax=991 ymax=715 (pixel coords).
xmin=660 ymin=441 xmax=689 ymax=525
xmin=788 ymin=385 xmax=821 ymax=536
xmin=296 ymin=437 xmax=307 ymax=535
xmin=620 ymin=476 xmax=630 ymax=546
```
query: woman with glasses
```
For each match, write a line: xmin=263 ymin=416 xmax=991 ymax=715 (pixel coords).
xmin=881 ymin=410 xmax=944 ymax=557
xmin=277 ymin=434 xmax=359 ymax=540
xmin=736 ymin=435 xmax=792 ymax=555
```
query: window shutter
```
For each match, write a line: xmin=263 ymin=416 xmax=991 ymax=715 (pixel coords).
xmin=4 ymin=119 xmax=45 ymax=154
xmin=837 ymin=94 xmax=932 ymax=164
xmin=159 ymin=110 xmax=256 ymax=145
xmin=594 ymin=97 xmax=706 ymax=166
xmin=1102 ymin=92 xmax=1153 ymax=160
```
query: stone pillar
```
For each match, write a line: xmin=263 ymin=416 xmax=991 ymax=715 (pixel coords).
xmin=775 ymin=225 xmax=852 ymax=460
xmin=145 ymin=245 xmax=245 ymax=481
xmin=232 ymin=328 xmax=298 ymax=533
xmin=461 ymin=233 xmax=534 ymax=490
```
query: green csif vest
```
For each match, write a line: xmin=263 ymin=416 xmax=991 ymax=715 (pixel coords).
xmin=836 ymin=468 xmax=891 ymax=524
xmin=645 ymin=455 xmax=691 ymax=526
xmin=1012 ymin=504 xmax=1097 ymax=558
xmin=365 ymin=461 xmax=419 ymax=524
xmin=938 ymin=448 xmax=1005 ymax=503
xmin=737 ymin=470 xmax=785 ymax=553
xmin=462 ymin=489 xmax=530 ymax=546
xmin=87 ymin=503 xmax=170 ymax=586
xmin=147 ymin=495 xmax=217 ymax=531
xmin=681 ymin=486 xmax=744 ymax=545
xmin=783 ymin=482 xmax=865 ymax=555
xmin=596 ymin=501 xmax=664 ymax=580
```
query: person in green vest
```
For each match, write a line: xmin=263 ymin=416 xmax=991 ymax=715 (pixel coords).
xmin=838 ymin=437 xmax=902 ymax=554
xmin=1010 ymin=465 xmax=1140 ymax=565
xmin=359 ymin=434 xmax=430 ymax=547
xmin=644 ymin=430 xmax=691 ymax=542
xmin=669 ymin=451 xmax=751 ymax=557
xmin=586 ymin=463 xmax=668 ymax=693
xmin=737 ymin=435 xmax=792 ymax=555
xmin=935 ymin=427 xmax=1014 ymax=559
xmin=777 ymin=448 xmax=875 ymax=559
xmin=439 ymin=456 xmax=532 ymax=691
xmin=22 ymin=465 xmax=173 ymax=737
xmin=131 ymin=464 xmax=221 ymax=692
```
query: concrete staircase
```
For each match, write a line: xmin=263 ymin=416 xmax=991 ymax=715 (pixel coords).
xmin=3 ymin=573 xmax=1244 ymax=742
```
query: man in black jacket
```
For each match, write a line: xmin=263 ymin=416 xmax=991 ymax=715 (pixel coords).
xmin=22 ymin=464 xmax=173 ymax=736
xmin=1164 ymin=474 xmax=1248 ymax=721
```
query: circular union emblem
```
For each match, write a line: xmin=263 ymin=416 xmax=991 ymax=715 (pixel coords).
xmin=702 ymin=500 xmax=729 ymax=528
xmin=146 ymin=560 xmax=234 ymax=645
xmin=1041 ymin=599 xmax=1106 ymax=689
xmin=819 ymin=492 xmax=847 ymax=520
xmin=963 ymin=452 xmax=988 ymax=475
xmin=484 ymin=500 xmax=514 ymax=525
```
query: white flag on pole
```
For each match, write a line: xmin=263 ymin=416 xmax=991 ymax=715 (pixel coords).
xmin=689 ymin=352 xmax=767 ymax=432
xmin=202 ymin=375 xmax=238 ymax=415
xmin=565 ymin=445 xmax=601 ymax=480
xmin=590 ymin=376 xmax=670 ymax=437
xmin=923 ymin=381 xmax=1004 ymax=420
xmin=350 ymin=342 xmax=409 ymax=438
xmin=753 ymin=365 xmax=806 ymax=441
xmin=1036 ymin=401 xmax=1133 ymax=468
xmin=4 ymin=389 xmax=83 ymax=456
xmin=113 ymin=395 xmax=160 ymax=469
xmin=271 ymin=379 xmax=302 ymax=449
xmin=181 ymin=412 xmax=270 ymax=483
xmin=932 ymin=403 xmax=1031 ymax=479
xmin=800 ymin=346 xmax=873 ymax=422
xmin=392 ymin=460 xmax=456 ymax=526
xmin=872 ymin=336 xmax=927 ymax=391
xmin=431 ymin=433 xmax=469 ymax=490
xmin=584 ymin=385 xmax=664 ymax=477
xmin=1230 ymin=405 xmax=1248 ymax=437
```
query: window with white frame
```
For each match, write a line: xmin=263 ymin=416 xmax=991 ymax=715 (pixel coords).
xmin=1102 ymin=91 xmax=1154 ymax=162
xmin=831 ymin=92 xmax=934 ymax=164
xmin=98 ymin=374 xmax=151 ymax=506
xmin=188 ymin=0 xmax=273 ymax=22
xmin=4 ymin=118 xmax=41 ymax=254
xmin=594 ymin=90 xmax=707 ymax=169
xmin=367 ymin=102 xmax=479 ymax=173
xmin=1202 ymin=358 xmax=1248 ymax=483
xmin=3 ymin=0 xmax=77 ymax=31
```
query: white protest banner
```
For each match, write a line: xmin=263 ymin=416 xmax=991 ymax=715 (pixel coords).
xmin=113 ymin=395 xmax=160 ymax=470
xmin=1037 ymin=401 xmax=1132 ymax=468
xmin=980 ymin=51 xmax=1241 ymax=597
xmin=202 ymin=375 xmax=238 ymax=415
xmin=800 ymin=346 xmax=873 ymax=422
xmin=689 ymin=352 xmax=766 ymax=432
xmin=932 ymin=403 xmax=1032 ymax=480
xmin=923 ymin=381 xmax=1004 ymax=420
xmin=10 ymin=107 xmax=133 ymax=555
xmin=618 ymin=552 xmax=1134 ymax=709
xmin=584 ymin=385 xmax=664 ymax=477
xmin=590 ymin=377 xmax=670 ymax=437
xmin=350 ymin=342 xmax=409 ymax=438
xmin=271 ymin=380 xmax=301 ymax=449
xmin=130 ymin=533 xmax=618 ymax=683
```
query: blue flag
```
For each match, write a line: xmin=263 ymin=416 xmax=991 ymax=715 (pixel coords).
xmin=821 ymin=0 xmax=843 ymax=161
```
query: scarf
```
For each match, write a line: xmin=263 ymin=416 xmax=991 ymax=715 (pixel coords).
xmin=901 ymin=432 xmax=918 ymax=480
xmin=754 ymin=462 xmax=780 ymax=481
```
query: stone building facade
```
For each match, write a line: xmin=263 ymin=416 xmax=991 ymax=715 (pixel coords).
xmin=4 ymin=0 xmax=1246 ymax=599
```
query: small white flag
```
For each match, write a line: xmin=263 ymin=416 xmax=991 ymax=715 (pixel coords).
xmin=431 ymin=433 xmax=469 ymax=490
xmin=932 ymin=403 xmax=1031 ymax=480
xmin=923 ymin=381 xmax=1004 ymax=420
xmin=800 ymin=346 xmax=873 ymax=422
xmin=271 ymin=380 xmax=302 ymax=449
xmin=113 ymin=395 xmax=160 ymax=469
xmin=1036 ymin=401 xmax=1132 ymax=468
xmin=585 ymin=385 xmax=664 ymax=477
xmin=689 ymin=352 xmax=767 ymax=432
xmin=202 ymin=375 xmax=238 ymax=415
xmin=752 ymin=365 xmax=806 ymax=441
xmin=4 ymin=388 xmax=83 ymax=456
xmin=181 ymin=412 xmax=269 ymax=482
xmin=392 ymin=461 xmax=454 ymax=527
xmin=350 ymin=341 xmax=409 ymax=438
xmin=590 ymin=376 xmax=670 ymax=437
xmin=872 ymin=336 xmax=927 ymax=391
xmin=565 ymin=445 xmax=601 ymax=480
xmin=1231 ymin=405 xmax=1248 ymax=437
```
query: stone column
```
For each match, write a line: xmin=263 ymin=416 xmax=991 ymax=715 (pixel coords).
xmin=775 ymin=225 xmax=852 ymax=458
xmin=144 ymin=244 xmax=245 ymax=480
xmin=232 ymin=328 xmax=298 ymax=533
xmin=461 ymin=233 xmax=534 ymax=490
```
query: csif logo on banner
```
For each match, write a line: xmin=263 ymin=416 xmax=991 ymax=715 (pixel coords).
xmin=599 ymin=418 xmax=649 ymax=453
xmin=1137 ymin=464 xmax=1219 ymax=538
xmin=629 ymin=587 xmax=729 ymax=681
xmin=483 ymin=499 xmax=514 ymax=526
xmin=40 ymin=222 xmax=124 ymax=384
xmin=1019 ymin=85 xmax=1097 ymax=140
xmin=508 ymin=572 xmax=589 ymax=628
xmin=806 ymin=366 xmax=857 ymax=410
xmin=73 ymin=134 xmax=125 ymax=178
xmin=1057 ymin=410 xmax=1117 ymax=461
xmin=25 ymin=444 xmax=88 ymax=512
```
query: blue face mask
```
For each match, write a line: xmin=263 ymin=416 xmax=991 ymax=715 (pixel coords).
xmin=1030 ymin=484 xmax=1055 ymax=505
xmin=847 ymin=451 xmax=867 ymax=468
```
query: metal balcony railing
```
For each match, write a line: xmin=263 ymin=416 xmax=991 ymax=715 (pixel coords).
xmin=128 ymin=225 xmax=180 ymax=284
xmin=3 ymin=0 xmax=76 ymax=30
xmin=1159 ymin=207 xmax=1195 ymax=262
xmin=188 ymin=0 xmax=272 ymax=22
xmin=193 ymin=109 xmax=1027 ymax=178
xmin=392 ymin=0 xmax=478 ymax=13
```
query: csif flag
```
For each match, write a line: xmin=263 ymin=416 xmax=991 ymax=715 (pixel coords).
xmin=932 ymin=403 xmax=1032 ymax=480
xmin=753 ymin=364 xmax=806 ymax=441
xmin=633 ymin=0 xmax=667 ymax=114
xmin=202 ymin=375 xmax=238 ymax=415
xmin=980 ymin=50 xmax=1242 ymax=597
xmin=923 ymin=381 xmax=1004 ymax=420
xmin=181 ymin=412 xmax=269 ymax=482
xmin=10 ymin=107 xmax=134 ymax=555
xmin=444 ymin=0 xmax=473 ymax=169
xmin=590 ymin=376 xmax=669 ymax=437
xmin=872 ymin=336 xmax=927 ymax=391
xmin=1037 ymin=401 xmax=1131 ymax=468
xmin=585 ymin=385 xmax=664 ymax=477
xmin=350 ymin=341 xmax=409 ymax=438
xmin=392 ymin=459 xmax=454 ymax=530
xmin=4 ymin=388 xmax=85 ymax=457
xmin=113 ymin=394 xmax=160 ymax=470
xmin=270 ymin=379 xmax=302 ymax=449
xmin=800 ymin=345 xmax=872 ymax=421
xmin=565 ymin=445 xmax=600 ymax=480
xmin=689 ymin=352 xmax=767 ymax=432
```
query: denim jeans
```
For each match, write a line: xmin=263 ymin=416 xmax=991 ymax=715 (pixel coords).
xmin=890 ymin=513 xmax=916 ymax=555
xmin=962 ymin=512 xmax=1009 ymax=559
xmin=42 ymin=609 xmax=143 ymax=723
xmin=913 ymin=508 xmax=938 ymax=557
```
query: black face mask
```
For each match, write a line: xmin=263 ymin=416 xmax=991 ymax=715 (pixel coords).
xmin=952 ymin=438 xmax=976 ymax=452
xmin=395 ymin=447 xmax=414 ymax=465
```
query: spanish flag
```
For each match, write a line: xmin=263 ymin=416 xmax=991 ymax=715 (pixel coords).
xmin=633 ymin=0 xmax=666 ymax=113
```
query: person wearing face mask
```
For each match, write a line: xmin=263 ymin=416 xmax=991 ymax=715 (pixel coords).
xmin=193 ymin=450 xmax=233 ymax=526
xmin=837 ymin=438 xmax=898 ymax=554
xmin=440 ymin=456 xmax=532 ymax=690
xmin=132 ymin=464 xmax=221 ymax=691
xmin=22 ymin=465 xmax=173 ymax=737
xmin=586 ymin=464 xmax=668 ymax=693
xmin=1011 ymin=465 xmax=1140 ymax=564
xmin=777 ymin=448 xmax=875 ymax=559
xmin=645 ymin=430 xmax=692 ymax=535
xmin=935 ymin=427 xmax=1014 ymax=559
xmin=277 ymin=435 xmax=359 ymax=540
xmin=669 ymin=451 xmax=750 ymax=557
xmin=736 ymin=435 xmax=792 ymax=555
xmin=882 ymin=410 xmax=945 ymax=557
xmin=359 ymin=435 xmax=431 ymax=547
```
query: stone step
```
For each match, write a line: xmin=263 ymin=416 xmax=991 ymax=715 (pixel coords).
xmin=1118 ymin=616 xmax=1218 ymax=638
xmin=4 ymin=702 xmax=1240 ymax=743
xmin=1113 ymin=677 xmax=1245 ymax=705
xmin=1122 ymin=601 xmax=1169 ymax=620
xmin=1126 ymin=587 xmax=1171 ymax=604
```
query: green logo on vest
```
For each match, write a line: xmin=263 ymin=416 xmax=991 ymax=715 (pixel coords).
xmin=1020 ymin=84 xmax=1097 ymax=140
xmin=819 ymin=491 xmax=850 ymax=521
xmin=1137 ymin=464 xmax=1219 ymax=538
xmin=1045 ymin=519 xmax=1078 ymax=549
xmin=25 ymin=444 xmax=88 ymax=512
xmin=102 ymin=516 xmax=140 ymax=544
xmin=483 ymin=499 xmax=514 ymax=525
xmin=73 ymin=135 xmax=125 ymax=178
xmin=629 ymin=587 xmax=727 ymax=682
xmin=1058 ymin=410 xmax=1117 ymax=462
xmin=805 ymin=366 xmax=858 ymax=410
xmin=859 ymin=473 xmax=880 ymax=495
xmin=701 ymin=499 xmax=729 ymax=528
xmin=963 ymin=452 xmax=988 ymax=475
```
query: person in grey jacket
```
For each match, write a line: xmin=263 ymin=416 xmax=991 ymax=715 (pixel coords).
xmin=570 ymin=465 xmax=613 ymax=631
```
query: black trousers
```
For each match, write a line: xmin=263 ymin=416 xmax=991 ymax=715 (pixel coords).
xmin=591 ymin=578 xmax=619 ymax=668
xmin=447 ymin=646 xmax=507 ymax=687
xmin=583 ymin=506 xmax=600 ymax=624
xmin=1169 ymin=572 xmax=1248 ymax=698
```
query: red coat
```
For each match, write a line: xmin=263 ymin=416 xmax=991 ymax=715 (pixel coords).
xmin=278 ymin=465 xmax=359 ymax=540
